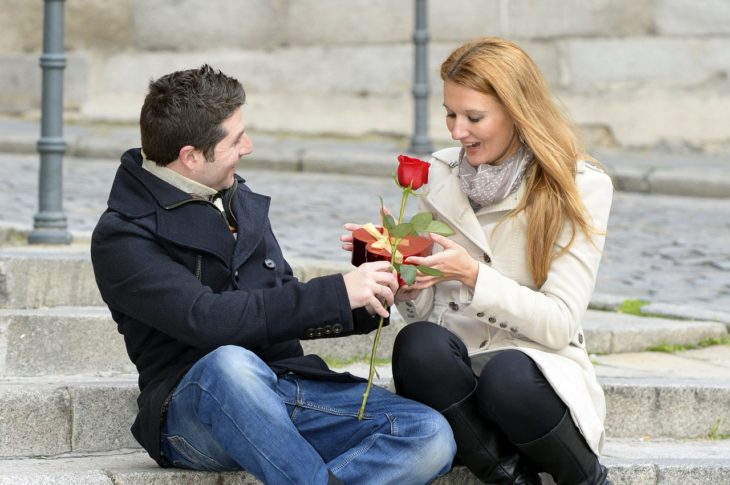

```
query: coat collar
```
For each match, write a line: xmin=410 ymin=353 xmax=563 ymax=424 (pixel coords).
xmin=425 ymin=147 xmax=525 ymax=255
xmin=109 ymin=148 xmax=271 ymax=267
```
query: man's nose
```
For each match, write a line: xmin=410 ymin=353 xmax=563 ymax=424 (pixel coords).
xmin=240 ymin=134 xmax=253 ymax=156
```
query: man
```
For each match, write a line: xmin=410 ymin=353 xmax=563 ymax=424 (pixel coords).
xmin=90 ymin=65 xmax=455 ymax=485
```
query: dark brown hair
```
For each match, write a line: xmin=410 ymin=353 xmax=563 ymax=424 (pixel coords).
xmin=140 ymin=64 xmax=245 ymax=165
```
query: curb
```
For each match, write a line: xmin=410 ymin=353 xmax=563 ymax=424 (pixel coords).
xmin=1 ymin=119 xmax=729 ymax=198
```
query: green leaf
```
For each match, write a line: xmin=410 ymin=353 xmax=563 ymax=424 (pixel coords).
xmin=425 ymin=220 xmax=455 ymax=236
xmin=382 ymin=214 xmax=396 ymax=231
xmin=399 ymin=264 xmax=417 ymax=285
xmin=416 ymin=265 xmax=443 ymax=276
xmin=389 ymin=223 xmax=414 ymax=238
xmin=409 ymin=212 xmax=433 ymax=232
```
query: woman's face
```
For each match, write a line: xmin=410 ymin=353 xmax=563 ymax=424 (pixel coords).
xmin=443 ymin=80 xmax=521 ymax=166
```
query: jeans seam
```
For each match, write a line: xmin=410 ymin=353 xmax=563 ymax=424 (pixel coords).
xmin=175 ymin=381 xmax=299 ymax=484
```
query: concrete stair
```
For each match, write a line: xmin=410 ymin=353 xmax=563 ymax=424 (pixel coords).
xmin=0 ymin=248 xmax=728 ymax=484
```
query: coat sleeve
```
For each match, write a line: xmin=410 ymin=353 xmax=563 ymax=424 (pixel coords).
xmin=459 ymin=168 xmax=613 ymax=350
xmin=91 ymin=213 xmax=356 ymax=349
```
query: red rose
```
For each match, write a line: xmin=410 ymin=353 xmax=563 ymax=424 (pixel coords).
xmin=397 ymin=155 xmax=430 ymax=190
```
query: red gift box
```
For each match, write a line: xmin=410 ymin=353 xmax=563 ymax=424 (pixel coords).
xmin=351 ymin=225 xmax=434 ymax=268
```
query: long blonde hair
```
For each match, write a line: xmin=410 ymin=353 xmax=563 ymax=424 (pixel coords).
xmin=441 ymin=37 xmax=596 ymax=287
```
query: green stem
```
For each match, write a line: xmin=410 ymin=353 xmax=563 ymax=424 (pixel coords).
xmin=358 ymin=190 xmax=409 ymax=420
xmin=397 ymin=187 xmax=410 ymax=224
xmin=357 ymin=315 xmax=384 ymax=421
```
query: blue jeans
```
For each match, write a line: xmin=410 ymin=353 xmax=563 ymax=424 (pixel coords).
xmin=160 ymin=345 xmax=456 ymax=484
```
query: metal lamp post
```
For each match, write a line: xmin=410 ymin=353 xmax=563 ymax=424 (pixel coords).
xmin=408 ymin=0 xmax=433 ymax=155
xmin=29 ymin=0 xmax=72 ymax=244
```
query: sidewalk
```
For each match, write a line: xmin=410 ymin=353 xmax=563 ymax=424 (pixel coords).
xmin=1 ymin=116 xmax=730 ymax=198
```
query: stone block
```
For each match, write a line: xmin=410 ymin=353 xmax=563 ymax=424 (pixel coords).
xmin=603 ymin=380 xmax=730 ymax=438
xmin=70 ymin=383 xmax=140 ymax=452
xmin=66 ymin=0 xmax=134 ymax=50
xmin=562 ymin=88 xmax=730 ymax=149
xmin=429 ymin=0 xmax=502 ymax=41
xmin=0 ymin=0 xmax=42 ymax=53
xmin=130 ymin=0 xmax=286 ymax=51
xmin=0 ymin=53 xmax=89 ymax=113
xmin=0 ymin=383 xmax=71 ymax=456
xmin=0 ymin=250 xmax=103 ymax=309
xmin=285 ymin=0 xmax=411 ymax=45
xmin=506 ymin=0 xmax=653 ymax=38
xmin=657 ymin=0 xmax=730 ymax=35
xmin=562 ymin=38 xmax=730 ymax=90
xmin=581 ymin=310 xmax=727 ymax=354
xmin=0 ymin=307 xmax=133 ymax=377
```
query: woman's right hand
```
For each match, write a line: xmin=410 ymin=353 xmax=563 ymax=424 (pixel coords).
xmin=340 ymin=223 xmax=360 ymax=252
xmin=395 ymin=285 xmax=422 ymax=303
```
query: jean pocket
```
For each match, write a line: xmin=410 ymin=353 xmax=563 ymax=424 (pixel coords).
xmin=163 ymin=434 xmax=228 ymax=472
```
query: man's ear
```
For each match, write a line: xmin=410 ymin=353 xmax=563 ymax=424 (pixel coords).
xmin=178 ymin=145 xmax=200 ymax=170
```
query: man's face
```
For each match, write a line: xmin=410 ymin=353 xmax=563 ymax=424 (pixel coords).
xmin=191 ymin=106 xmax=253 ymax=190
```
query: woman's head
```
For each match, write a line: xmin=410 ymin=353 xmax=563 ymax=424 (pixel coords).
xmin=441 ymin=37 xmax=597 ymax=287
xmin=440 ymin=37 xmax=575 ymax=166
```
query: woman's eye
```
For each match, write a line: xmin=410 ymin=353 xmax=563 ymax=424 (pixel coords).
xmin=468 ymin=116 xmax=482 ymax=123
xmin=445 ymin=113 xmax=455 ymax=118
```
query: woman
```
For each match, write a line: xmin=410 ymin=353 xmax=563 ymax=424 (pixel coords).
xmin=346 ymin=37 xmax=613 ymax=484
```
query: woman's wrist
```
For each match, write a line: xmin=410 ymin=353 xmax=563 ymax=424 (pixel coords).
xmin=462 ymin=258 xmax=479 ymax=289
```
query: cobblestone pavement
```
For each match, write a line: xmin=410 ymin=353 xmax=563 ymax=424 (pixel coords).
xmin=2 ymin=153 xmax=730 ymax=312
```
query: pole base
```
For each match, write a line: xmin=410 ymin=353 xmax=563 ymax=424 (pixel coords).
xmin=28 ymin=228 xmax=73 ymax=245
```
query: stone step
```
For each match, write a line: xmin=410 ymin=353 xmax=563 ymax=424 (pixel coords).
xmin=1 ymin=305 xmax=727 ymax=378
xmin=0 ymin=438 xmax=729 ymax=485
xmin=0 ymin=375 xmax=727 ymax=459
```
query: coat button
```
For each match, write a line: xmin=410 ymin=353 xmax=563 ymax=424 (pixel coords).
xmin=476 ymin=312 xmax=484 ymax=318
xmin=483 ymin=253 xmax=491 ymax=263
xmin=263 ymin=258 xmax=276 ymax=269
xmin=499 ymin=323 xmax=507 ymax=329
xmin=488 ymin=317 xmax=496 ymax=323
xmin=333 ymin=323 xmax=344 ymax=334
xmin=324 ymin=325 xmax=332 ymax=335
xmin=405 ymin=301 xmax=415 ymax=308
xmin=449 ymin=301 xmax=459 ymax=311
xmin=305 ymin=328 xmax=315 ymax=338
xmin=578 ymin=333 xmax=584 ymax=344
xmin=510 ymin=327 xmax=518 ymax=333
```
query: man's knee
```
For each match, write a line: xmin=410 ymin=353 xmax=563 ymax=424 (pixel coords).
xmin=187 ymin=345 xmax=276 ymax=392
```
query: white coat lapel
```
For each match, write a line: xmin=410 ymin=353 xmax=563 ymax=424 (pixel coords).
xmin=425 ymin=167 xmax=492 ymax=256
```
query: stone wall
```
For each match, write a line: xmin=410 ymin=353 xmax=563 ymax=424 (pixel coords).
xmin=1 ymin=0 xmax=729 ymax=152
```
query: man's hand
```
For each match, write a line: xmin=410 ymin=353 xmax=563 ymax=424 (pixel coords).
xmin=342 ymin=261 xmax=398 ymax=318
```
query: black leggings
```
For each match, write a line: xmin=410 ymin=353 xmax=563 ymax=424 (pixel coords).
xmin=392 ymin=321 xmax=567 ymax=444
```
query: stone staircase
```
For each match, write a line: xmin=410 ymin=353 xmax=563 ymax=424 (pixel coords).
xmin=1 ymin=247 xmax=729 ymax=484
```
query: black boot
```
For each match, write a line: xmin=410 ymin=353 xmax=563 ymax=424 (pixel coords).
xmin=516 ymin=411 xmax=610 ymax=485
xmin=442 ymin=390 xmax=541 ymax=484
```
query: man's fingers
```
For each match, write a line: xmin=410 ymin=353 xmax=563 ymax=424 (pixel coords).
xmin=369 ymin=294 xmax=390 ymax=318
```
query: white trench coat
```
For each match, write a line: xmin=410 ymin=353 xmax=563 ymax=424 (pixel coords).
xmin=395 ymin=147 xmax=613 ymax=455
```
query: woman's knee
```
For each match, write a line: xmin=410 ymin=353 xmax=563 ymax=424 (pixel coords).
xmin=477 ymin=350 xmax=539 ymax=406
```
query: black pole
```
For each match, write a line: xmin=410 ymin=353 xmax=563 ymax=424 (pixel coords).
xmin=408 ymin=0 xmax=433 ymax=155
xmin=29 ymin=0 xmax=72 ymax=245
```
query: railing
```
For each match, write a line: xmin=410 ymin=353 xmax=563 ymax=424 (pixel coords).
xmin=409 ymin=0 xmax=434 ymax=155
xmin=29 ymin=0 xmax=72 ymax=245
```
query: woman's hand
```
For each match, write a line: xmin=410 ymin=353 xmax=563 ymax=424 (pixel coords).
xmin=405 ymin=233 xmax=479 ymax=290
xmin=340 ymin=207 xmax=392 ymax=252
xmin=340 ymin=223 xmax=360 ymax=252
xmin=395 ymin=285 xmax=423 ymax=303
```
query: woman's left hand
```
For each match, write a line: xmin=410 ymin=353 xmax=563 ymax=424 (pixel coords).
xmin=404 ymin=233 xmax=479 ymax=290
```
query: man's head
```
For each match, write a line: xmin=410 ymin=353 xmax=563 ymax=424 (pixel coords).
xmin=140 ymin=65 xmax=252 ymax=190
xmin=140 ymin=64 xmax=246 ymax=166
